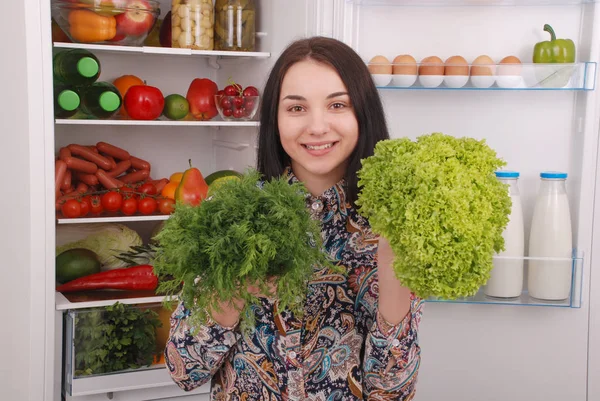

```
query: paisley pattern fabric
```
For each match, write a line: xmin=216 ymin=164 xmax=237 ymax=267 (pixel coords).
xmin=165 ymin=169 xmax=423 ymax=400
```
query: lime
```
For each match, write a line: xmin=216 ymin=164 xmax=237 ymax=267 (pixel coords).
xmin=163 ymin=94 xmax=190 ymax=120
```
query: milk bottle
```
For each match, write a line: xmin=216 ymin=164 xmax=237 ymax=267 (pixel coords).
xmin=484 ymin=171 xmax=524 ymax=298
xmin=528 ymin=172 xmax=573 ymax=300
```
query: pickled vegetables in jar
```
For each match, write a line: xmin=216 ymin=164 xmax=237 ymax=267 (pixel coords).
xmin=214 ymin=0 xmax=256 ymax=52
xmin=171 ymin=0 xmax=214 ymax=50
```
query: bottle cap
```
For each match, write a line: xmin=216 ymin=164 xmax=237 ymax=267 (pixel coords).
xmin=77 ymin=57 xmax=99 ymax=78
xmin=57 ymin=89 xmax=80 ymax=111
xmin=495 ymin=171 xmax=519 ymax=178
xmin=99 ymin=91 xmax=121 ymax=112
xmin=541 ymin=171 xmax=568 ymax=179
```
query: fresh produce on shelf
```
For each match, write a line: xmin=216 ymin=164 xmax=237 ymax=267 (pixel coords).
xmin=205 ymin=169 xmax=242 ymax=195
xmin=112 ymin=74 xmax=145 ymax=117
xmin=115 ymin=0 xmax=157 ymax=37
xmin=56 ymin=223 xmax=143 ymax=269
xmin=215 ymin=79 xmax=260 ymax=120
xmin=356 ymin=133 xmax=511 ymax=300
xmin=56 ymin=248 xmax=102 ymax=284
xmin=153 ymin=169 xmax=333 ymax=333
xmin=159 ymin=11 xmax=171 ymax=47
xmin=124 ymin=85 xmax=165 ymax=120
xmin=57 ymin=264 xmax=158 ymax=292
xmin=186 ymin=78 xmax=218 ymax=120
xmin=68 ymin=9 xmax=117 ymax=43
xmin=162 ymin=94 xmax=189 ymax=120
xmin=174 ymin=160 xmax=209 ymax=206
xmin=72 ymin=302 xmax=161 ymax=376
xmin=533 ymin=24 xmax=575 ymax=64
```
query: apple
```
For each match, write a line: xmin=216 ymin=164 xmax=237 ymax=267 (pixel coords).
xmin=80 ymin=0 xmax=126 ymax=16
xmin=159 ymin=11 xmax=172 ymax=47
xmin=115 ymin=0 xmax=155 ymax=37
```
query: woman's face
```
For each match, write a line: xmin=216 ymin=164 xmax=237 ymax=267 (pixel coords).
xmin=278 ymin=59 xmax=359 ymax=190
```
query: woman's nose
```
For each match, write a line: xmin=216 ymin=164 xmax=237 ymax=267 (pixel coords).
xmin=307 ymin=110 xmax=330 ymax=136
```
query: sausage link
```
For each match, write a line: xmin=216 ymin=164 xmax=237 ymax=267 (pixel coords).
xmin=55 ymin=160 xmax=67 ymax=199
xmin=68 ymin=144 xmax=112 ymax=170
xmin=96 ymin=142 xmax=131 ymax=160
xmin=59 ymin=147 xmax=71 ymax=161
xmin=107 ymin=160 xmax=131 ymax=178
xmin=130 ymin=156 xmax=151 ymax=171
xmin=119 ymin=169 xmax=150 ymax=184
xmin=63 ymin=156 xmax=98 ymax=174
xmin=61 ymin=170 xmax=72 ymax=191
xmin=96 ymin=169 xmax=125 ymax=189
xmin=76 ymin=172 xmax=99 ymax=186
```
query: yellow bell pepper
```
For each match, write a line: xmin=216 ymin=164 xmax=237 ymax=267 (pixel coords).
xmin=68 ymin=10 xmax=116 ymax=43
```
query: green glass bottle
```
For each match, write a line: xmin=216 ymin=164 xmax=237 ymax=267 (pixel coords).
xmin=80 ymin=82 xmax=122 ymax=120
xmin=53 ymin=49 xmax=101 ymax=86
xmin=54 ymin=85 xmax=81 ymax=118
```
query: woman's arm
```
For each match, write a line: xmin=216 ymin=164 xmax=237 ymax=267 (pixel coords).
xmin=377 ymin=237 xmax=412 ymax=324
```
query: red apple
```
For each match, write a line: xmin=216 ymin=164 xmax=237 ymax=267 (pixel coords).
xmin=115 ymin=0 xmax=155 ymax=37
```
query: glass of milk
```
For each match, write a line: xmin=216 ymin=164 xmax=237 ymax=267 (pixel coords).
xmin=484 ymin=171 xmax=524 ymax=298
xmin=528 ymin=171 xmax=573 ymax=301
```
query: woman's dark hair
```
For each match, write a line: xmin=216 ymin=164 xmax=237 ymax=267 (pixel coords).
xmin=256 ymin=36 xmax=390 ymax=207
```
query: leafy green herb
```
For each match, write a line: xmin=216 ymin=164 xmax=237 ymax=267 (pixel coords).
xmin=73 ymin=302 xmax=161 ymax=376
xmin=357 ymin=133 xmax=511 ymax=299
xmin=152 ymin=169 xmax=331 ymax=333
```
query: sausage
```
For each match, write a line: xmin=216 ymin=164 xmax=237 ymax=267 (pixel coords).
xmin=59 ymin=147 xmax=71 ymax=161
xmin=68 ymin=144 xmax=112 ymax=170
xmin=119 ymin=169 xmax=150 ymax=184
xmin=75 ymin=182 xmax=89 ymax=193
xmin=96 ymin=142 xmax=131 ymax=161
xmin=60 ymin=169 xmax=72 ymax=191
xmin=76 ymin=172 xmax=99 ymax=186
xmin=96 ymin=169 xmax=125 ymax=189
xmin=55 ymin=160 xmax=67 ymax=199
xmin=107 ymin=160 xmax=131 ymax=178
xmin=88 ymin=145 xmax=99 ymax=153
xmin=148 ymin=178 xmax=168 ymax=193
xmin=130 ymin=156 xmax=151 ymax=171
xmin=102 ymin=154 xmax=118 ymax=170
xmin=63 ymin=156 xmax=98 ymax=174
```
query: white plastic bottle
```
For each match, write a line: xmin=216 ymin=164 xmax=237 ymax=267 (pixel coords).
xmin=484 ymin=171 xmax=524 ymax=298
xmin=528 ymin=171 xmax=573 ymax=300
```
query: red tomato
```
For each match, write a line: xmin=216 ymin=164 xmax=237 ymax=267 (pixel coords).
xmin=138 ymin=183 xmax=158 ymax=196
xmin=102 ymin=191 xmax=123 ymax=212
xmin=243 ymin=86 xmax=259 ymax=97
xmin=89 ymin=195 xmax=103 ymax=214
xmin=61 ymin=199 xmax=81 ymax=218
xmin=138 ymin=197 xmax=157 ymax=215
xmin=79 ymin=197 xmax=91 ymax=217
xmin=158 ymin=197 xmax=175 ymax=215
xmin=124 ymin=85 xmax=165 ymax=120
xmin=120 ymin=186 xmax=136 ymax=196
xmin=121 ymin=197 xmax=138 ymax=216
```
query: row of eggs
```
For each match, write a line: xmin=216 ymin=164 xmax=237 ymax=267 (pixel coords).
xmin=368 ymin=54 xmax=524 ymax=88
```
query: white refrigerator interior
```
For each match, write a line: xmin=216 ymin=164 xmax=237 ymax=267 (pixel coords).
xmin=4 ymin=0 xmax=600 ymax=400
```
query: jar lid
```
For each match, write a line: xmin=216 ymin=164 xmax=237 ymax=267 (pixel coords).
xmin=99 ymin=91 xmax=120 ymax=112
xmin=57 ymin=89 xmax=80 ymax=111
xmin=77 ymin=57 xmax=99 ymax=78
xmin=495 ymin=171 xmax=519 ymax=178
xmin=541 ymin=171 xmax=568 ymax=179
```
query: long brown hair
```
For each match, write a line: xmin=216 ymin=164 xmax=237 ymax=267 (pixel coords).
xmin=257 ymin=36 xmax=389 ymax=207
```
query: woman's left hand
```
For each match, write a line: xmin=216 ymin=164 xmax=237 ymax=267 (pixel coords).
xmin=376 ymin=236 xmax=412 ymax=325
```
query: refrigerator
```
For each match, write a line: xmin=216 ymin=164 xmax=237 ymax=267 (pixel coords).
xmin=2 ymin=0 xmax=600 ymax=400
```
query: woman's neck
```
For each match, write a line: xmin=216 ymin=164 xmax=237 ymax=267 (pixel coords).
xmin=291 ymin=160 xmax=346 ymax=197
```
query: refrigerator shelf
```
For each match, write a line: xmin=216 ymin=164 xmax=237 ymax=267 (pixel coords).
xmin=55 ymin=118 xmax=260 ymax=127
xmin=53 ymin=42 xmax=271 ymax=59
xmin=427 ymin=252 xmax=584 ymax=308
xmin=57 ymin=215 xmax=169 ymax=224
xmin=55 ymin=291 xmax=176 ymax=311
xmin=370 ymin=61 xmax=596 ymax=91
xmin=349 ymin=0 xmax=596 ymax=6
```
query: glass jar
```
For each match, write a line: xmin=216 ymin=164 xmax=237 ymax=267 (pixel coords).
xmin=171 ymin=0 xmax=215 ymax=50
xmin=214 ymin=0 xmax=256 ymax=51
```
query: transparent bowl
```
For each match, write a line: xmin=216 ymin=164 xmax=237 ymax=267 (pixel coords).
xmin=51 ymin=0 xmax=161 ymax=46
xmin=215 ymin=95 xmax=260 ymax=121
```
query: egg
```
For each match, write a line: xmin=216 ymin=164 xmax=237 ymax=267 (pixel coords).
xmin=368 ymin=55 xmax=392 ymax=75
xmin=419 ymin=56 xmax=444 ymax=76
xmin=392 ymin=55 xmax=417 ymax=75
xmin=470 ymin=55 xmax=495 ymax=76
xmin=498 ymin=55 xmax=522 ymax=76
xmin=444 ymin=56 xmax=469 ymax=76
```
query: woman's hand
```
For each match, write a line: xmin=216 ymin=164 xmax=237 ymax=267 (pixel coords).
xmin=377 ymin=236 xmax=412 ymax=325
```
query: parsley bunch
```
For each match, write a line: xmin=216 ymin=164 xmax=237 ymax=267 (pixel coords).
xmin=357 ymin=133 xmax=511 ymax=299
xmin=153 ymin=169 xmax=330 ymax=332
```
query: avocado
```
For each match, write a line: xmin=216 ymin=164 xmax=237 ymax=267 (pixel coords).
xmin=56 ymin=248 xmax=102 ymax=284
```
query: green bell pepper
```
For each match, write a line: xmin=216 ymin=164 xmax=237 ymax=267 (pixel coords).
xmin=533 ymin=24 xmax=575 ymax=63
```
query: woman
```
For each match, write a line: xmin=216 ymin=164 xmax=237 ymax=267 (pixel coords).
xmin=165 ymin=36 xmax=423 ymax=401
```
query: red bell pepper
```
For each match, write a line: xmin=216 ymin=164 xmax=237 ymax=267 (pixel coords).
xmin=56 ymin=265 xmax=158 ymax=293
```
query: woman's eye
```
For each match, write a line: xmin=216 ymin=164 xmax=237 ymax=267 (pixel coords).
xmin=331 ymin=102 xmax=346 ymax=109
xmin=288 ymin=105 xmax=304 ymax=112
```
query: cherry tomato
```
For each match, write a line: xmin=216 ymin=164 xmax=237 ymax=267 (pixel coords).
xmin=120 ymin=197 xmax=138 ymax=216
xmin=79 ymin=197 xmax=91 ymax=217
xmin=138 ymin=197 xmax=157 ymax=215
xmin=224 ymin=84 xmax=242 ymax=96
xmin=233 ymin=96 xmax=244 ymax=109
xmin=233 ymin=108 xmax=245 ymax=118
xmin=223 ymin=108 xmax=233 ymax=117
xmin=220 ymin=97 xmax=232 ymax=110
xmin=158 ymin=198 xmax=175 ymax=215
xmin=102 ymin=191 xmax=123 ymax=212
xmin=61 ymin=199 xmax=81 ymax=218
xmin=89 ymin=195 xmax=103 ymax=214
xmin=243 ymin=86 xmax=259 ymax=97
xmin=120 ymin=186 xmax=135 ymax=196
xmin=138 ymin=183 xmax=158 ymax=196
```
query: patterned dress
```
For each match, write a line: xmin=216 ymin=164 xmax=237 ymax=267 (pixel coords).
xmin=165 ymin=169 xmax=424 ymax=400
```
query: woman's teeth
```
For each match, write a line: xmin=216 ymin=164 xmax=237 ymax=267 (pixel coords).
xmin=305 ymin=143 xmax=334 ymax=150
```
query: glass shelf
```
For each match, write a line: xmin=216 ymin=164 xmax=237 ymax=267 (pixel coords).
xmin=426 ymin=252 xmax=584 ymax=308
xmin=370 ymin=62 xmax=596 ymax=91
xmin=348 ymin=0 xmax=595 ymax=6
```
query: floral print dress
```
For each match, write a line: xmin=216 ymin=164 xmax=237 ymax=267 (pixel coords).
xmin=165 ymin=170 xmax=424 ymax=400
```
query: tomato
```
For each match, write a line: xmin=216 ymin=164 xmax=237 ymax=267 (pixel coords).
xmin=138 ymin=197 xmax=157 ymax=215
xmin=121 ymin=197 xmax=138 ymax=216
xmin=102 ymin=191 xmax=123 ymax=212
xmin=79 ymin=197 xmax=91 ymax=217
xmin=120 ymin=186 xmax=136 ymax=196
xmin=243 ymin=86 xmax=259 ymax=97
xmin=124 ymin=85 xmax=165 ymax=120
xmin=158 ymin=197 xmax=175 ymax=215
xmin=112 ymin=75 xmax=145 ymax=117
xmin=224 ymin=84 xmax=242 ymax=96
xmin=138 ymin=182 xmax=158 ymax=196
xmin=233 ymin=108 xmax=245 ymax=118
xmin=233 ymin=96 xmax=244 ymax=109
xmin=89 ymin=195 xmax=103 ymax=214
xmin=61 ymin=199 xmax=81 ymax=218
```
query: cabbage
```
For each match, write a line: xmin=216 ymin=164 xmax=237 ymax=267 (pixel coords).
xmin=56 ymin=224 xmax=143 ymax=270
xmin=356 ymin=133 xmax=511 ymax=299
